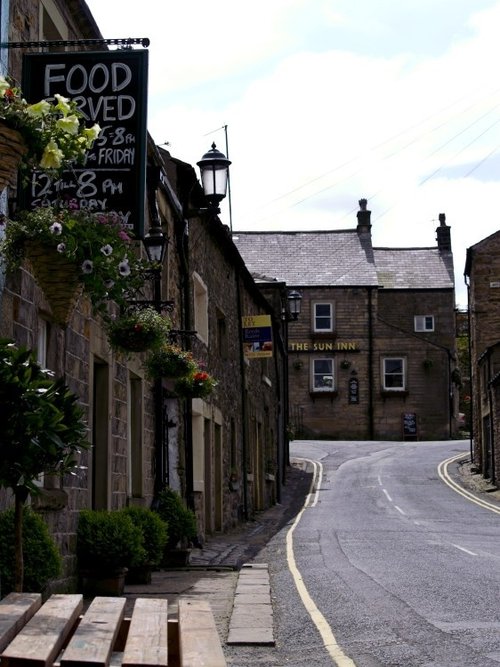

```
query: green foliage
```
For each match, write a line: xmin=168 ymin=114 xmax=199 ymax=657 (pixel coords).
xmin=174 ymin=369 xmax=217 ymax=399
xmin=0 ymin=207 xmax=147 ymax=318
xmin=106 ymin=307 xmax=171 ymax=354
xmin=77 ymin=509 xmax=146 ymax=572
xmin=0 ymin=75 xmax=100 ymax=177
xmin=0 ymin=508 xmax=62 ymax=595
xmin=121 ymin=506 xmax=168 ymax=568
xmin=0 ymin=339 xmax=89 ymax=499
xmin=144 ymin=344 xmax=196 ymax=380
xmin=154 ymin=488 xmax=197 ymax=549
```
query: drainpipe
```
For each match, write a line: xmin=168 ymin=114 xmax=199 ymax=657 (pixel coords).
xmin=487 ymin=351 xmax=496 ymax=485
xmin=368 ymin=287 xmax=375 ymax=439
xmin=465 ymin=275 xmax=474 ymax=463
xmin=177 ymin=218 xmax=194 ymax=510
xmin=235 ymin=272 xmax=249 ymax=520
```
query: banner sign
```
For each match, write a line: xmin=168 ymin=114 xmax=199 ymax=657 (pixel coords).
xmin=242 ymin=314 xmax=273 ymax=358
xmin=21 ymin=50 xmax=149 ymax=238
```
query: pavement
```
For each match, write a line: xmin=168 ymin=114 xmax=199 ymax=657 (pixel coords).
xmin=123 ymin=458 xmax=313 ymax=644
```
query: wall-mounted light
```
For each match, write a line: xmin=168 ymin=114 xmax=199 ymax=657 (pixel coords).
xmin=287 ymin=290 xmax=302 ymax=321
xmin=197 ymin=143 xmax=231 ymax=213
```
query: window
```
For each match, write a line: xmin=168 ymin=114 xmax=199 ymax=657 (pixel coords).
xmin=193 ymin=272 xmax=208 ymax=343
xmin=312 ymin=358 xmax=335 ymax=391
xmin=313 ymin=302 xmax=334 ymax=332
xmin=414 ymin=315 xmax=434 ymax=332
xmin=382 ymin=357 xmax=406 ymax=391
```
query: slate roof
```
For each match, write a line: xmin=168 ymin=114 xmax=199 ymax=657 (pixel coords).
xmin=374 ymin=247 xmax=454 ymax=289
xmin=233 ymin=231 xmax=454 ymax=290
xmin=232 ymin=230 xmax=379 ymax=287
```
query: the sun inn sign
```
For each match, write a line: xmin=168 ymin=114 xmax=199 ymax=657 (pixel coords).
xmin=289 ymin=341 xmax=359 ymax=352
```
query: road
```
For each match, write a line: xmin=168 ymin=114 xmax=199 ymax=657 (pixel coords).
xmin=226 ymin=439 xmax=500 ymax=666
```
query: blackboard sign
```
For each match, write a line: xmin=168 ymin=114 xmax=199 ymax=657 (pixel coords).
xmin=21 ymin=50 xmax=148 ymax=238
xmin=348 ymin=377 xmax=359 ymax=404
xmin=403 ymin=412 xmax=417 ymax=439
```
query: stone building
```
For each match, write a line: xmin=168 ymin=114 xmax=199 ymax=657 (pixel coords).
xmin=0 ymin=0 xmax=286 ymax=589
xmin=234 ymin=202 xmax=459 ymax=441
xmin=464 ymin=231 xmax=500 ymax=484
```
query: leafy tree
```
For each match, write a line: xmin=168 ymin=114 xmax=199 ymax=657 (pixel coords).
xmin=0 ymin=339 xmax=88 ymax=591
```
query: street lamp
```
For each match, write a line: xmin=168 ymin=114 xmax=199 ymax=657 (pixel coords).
xmin=197 ymin=143 xmax=231 ymax=213
xmin=287 ymin=290 xmax=302 ymax=321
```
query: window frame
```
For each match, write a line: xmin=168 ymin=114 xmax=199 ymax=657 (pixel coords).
xmin=414 ymin=315 xmax=435 ymax=332
xmin=312 ymin=301 xmax=334 ymax=333
xmin=311 ymin=357 xmax=335 ymax=392
xmin=382 ymin=356 xmax=406 ymax=392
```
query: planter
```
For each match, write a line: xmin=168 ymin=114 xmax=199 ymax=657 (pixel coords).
xmin=144 ymin=345 xmax=195 ymax=380
xmin=24 ymin=240 xmax=82 ymax=326
xmin=162 ymin=548 xmax=191 ymax=568
xmin=80 ymin=567 xmax=128 ymax=597
xmin=126 ymin=565 xmax=153 ymax=585
xmin=0 ymin=122 xmax=26 ymax=191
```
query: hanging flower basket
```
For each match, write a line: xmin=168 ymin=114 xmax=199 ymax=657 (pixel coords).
xmin=0 ymin=206 xmax=147 ymax=326
xmin=144 ymin=344 xmax=196 ymax=380
xmin=174 ymin=369 xmax=217 ymax=399
xmin=24 ymin=240 xmax=83 ymax=326
xmin=0 ymin=122 xmax=26 ymax=190
xmin=107 ymin=307 xmax=171 ymax=354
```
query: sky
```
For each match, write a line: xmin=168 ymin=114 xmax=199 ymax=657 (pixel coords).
xmin=85 ymin=0 xmax=500 ymax=309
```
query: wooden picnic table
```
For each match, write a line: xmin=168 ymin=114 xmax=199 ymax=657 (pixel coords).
xmin=0 ymin=592 xmax=227 ymax=667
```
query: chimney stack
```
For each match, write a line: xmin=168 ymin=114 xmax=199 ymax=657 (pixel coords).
xmin=436 ymin=213 xmax=451 ymax=252
xmin=356 ymin=198 xmax=371 ymax=234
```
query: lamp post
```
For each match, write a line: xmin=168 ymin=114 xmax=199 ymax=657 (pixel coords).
xmin=197 ymin=143 xmax=231 ymax=215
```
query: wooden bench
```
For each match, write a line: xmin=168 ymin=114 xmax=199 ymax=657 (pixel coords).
xmin=0 ymin=594 xmax=226 ymax=667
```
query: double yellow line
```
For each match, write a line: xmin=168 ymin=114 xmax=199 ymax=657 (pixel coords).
xmin=438 ymin=452 xmax=500 ymax=514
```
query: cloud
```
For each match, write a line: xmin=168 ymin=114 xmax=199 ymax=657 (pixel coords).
xmin=86 ymin=0 xmax=500 ymax=309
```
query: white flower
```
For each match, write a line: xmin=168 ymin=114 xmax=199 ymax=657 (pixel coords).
xmin=118 ymin=259 xmax=131 ymax=276
xmin=81 ymin=259 xmax=94 ymax=274
xmin=100 ymin=244 xmax=113 ymax=256
xmin=56 ymin=242 xmax=66 ymax=253
xmin=104 ymin=279 xmax=115 ymax=289
xmin=49 ymin=222 xmax=62 ymax=235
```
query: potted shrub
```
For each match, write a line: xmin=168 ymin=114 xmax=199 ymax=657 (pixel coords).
xmin=76 ymin=509 xmax=145 ymax=596
xmin=144 ymin=344 xmax=196 ymax=380
xmin=0 ymin=206 xmax=147 ymax=327
xmin=121 ymin=506 xmax=168 ymax=584
xmin=0 ymin=508 xmax=62 ymax=595
xmin=0 ymin=340 xmax=88 ymax=592
xmin=154 ymin=488 xmax=197 ymax=567
xmin=106 ymin=307 xmax=171 ymax=355
xmin=0 ymin=75 xmax=100 ymax=188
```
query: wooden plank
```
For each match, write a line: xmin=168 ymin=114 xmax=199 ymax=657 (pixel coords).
xmin=1 ymin=594 xmax=83 ymax=667
xmin=122 ymin=598 xmax=169 ymax=667
xmin=178 ymin=600 xmax=226 ymax=667
xmin=0 ymin=593 xmax=42 ymax=653
xmin=60 ymin=596 xmax=126 ymax=667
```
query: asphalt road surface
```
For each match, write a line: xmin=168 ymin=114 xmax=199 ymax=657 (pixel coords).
xmin=227 ymin=439 xmax=500 ymax=667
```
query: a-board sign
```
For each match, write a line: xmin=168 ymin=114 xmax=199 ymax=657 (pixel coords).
xmin=403 ymin=412 xmax=418 ymax=439
xmin=21 ymin=50 xmax=148 ymax=238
